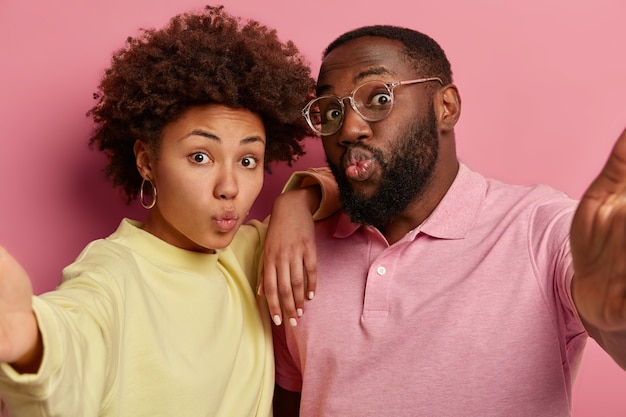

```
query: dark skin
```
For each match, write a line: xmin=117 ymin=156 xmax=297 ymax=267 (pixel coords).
xmin=269 ymin=36 xmax=626 ymax=415
xmin=263 ymin=37 xmax=462 ymax=325
xmin=271 ymin=36 xmax=462 ymax=414
xmin=316 ymin=37 xmax=460 ymax=244
xmin=570 ymin=133 xmax=626 ymax=368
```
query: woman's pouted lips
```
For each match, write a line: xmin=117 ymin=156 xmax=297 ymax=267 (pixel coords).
xmin=213 ymin=211 xmax=239 ymax=232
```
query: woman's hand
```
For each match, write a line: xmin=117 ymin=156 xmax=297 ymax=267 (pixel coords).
xmin=261 ymin=187 xmax=319 ymax=327
xmin=0 ymin=247 xmax=42 ymax=372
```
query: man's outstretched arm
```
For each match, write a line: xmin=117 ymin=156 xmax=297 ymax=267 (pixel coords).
xmin=571 ymin=127 xmax=626 ymax=370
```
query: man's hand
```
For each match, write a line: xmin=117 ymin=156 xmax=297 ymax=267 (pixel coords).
xmin=571 ymin=128 xmax=626 ymax=368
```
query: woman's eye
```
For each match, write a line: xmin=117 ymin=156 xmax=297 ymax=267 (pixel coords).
xmin=189 ymin=152 xmax=210 ymax=164
xmin=240 ymin=156 xmax=259 ymax=169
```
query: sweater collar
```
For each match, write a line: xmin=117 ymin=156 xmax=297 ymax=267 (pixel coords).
xmin=111 ymin=218 xmax=220 ymax=274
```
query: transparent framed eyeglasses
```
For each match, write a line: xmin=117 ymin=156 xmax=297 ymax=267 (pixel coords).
xmin=302 ymin=77 xmax=443 ymax=136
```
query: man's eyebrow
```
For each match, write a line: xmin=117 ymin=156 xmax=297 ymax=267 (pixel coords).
xmin=316 ymin=67 xmax=394 ymax=96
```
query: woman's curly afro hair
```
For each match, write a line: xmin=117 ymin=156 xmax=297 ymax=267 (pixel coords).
xmin=88 ymin=5 xmax=315 ymax=202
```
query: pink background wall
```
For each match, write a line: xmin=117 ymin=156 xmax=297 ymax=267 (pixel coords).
xmin=1 ymin=0 xmax=624 ymax=414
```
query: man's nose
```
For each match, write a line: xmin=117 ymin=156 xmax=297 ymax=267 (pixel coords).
xmin=337 ymin=105 xmax=373 ymax=146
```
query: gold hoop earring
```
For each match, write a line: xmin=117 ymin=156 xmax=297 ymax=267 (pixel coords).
xmin=140 ymin=178 xmax=157 ymax=209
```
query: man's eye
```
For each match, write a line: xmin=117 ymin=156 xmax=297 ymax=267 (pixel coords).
xmin=369 ymin=92 xmax=391 ymax=107
xmin=325 ymin=108 xmax=343 ymax=122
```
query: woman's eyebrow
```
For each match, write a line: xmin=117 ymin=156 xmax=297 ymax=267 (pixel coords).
xmin=181 ymin=129 xmax=265 ymax=145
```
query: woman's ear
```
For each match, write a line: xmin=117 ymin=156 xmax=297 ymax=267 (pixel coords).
xmin=436 ymin=84 xmax=461 ymax=133
xmin=134 ymin=140 xmax=153 ymax=180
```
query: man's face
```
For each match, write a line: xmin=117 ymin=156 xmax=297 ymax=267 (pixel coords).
xmin=317 ymin=37 xmax=440 ymax=227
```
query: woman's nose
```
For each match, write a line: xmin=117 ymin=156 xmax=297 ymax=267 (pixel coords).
xmin=213 ymin=168 xmax=238 ymax=200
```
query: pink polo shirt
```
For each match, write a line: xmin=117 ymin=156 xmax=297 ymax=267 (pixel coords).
xmin=274 ymin=164 xmax=587 ymax=417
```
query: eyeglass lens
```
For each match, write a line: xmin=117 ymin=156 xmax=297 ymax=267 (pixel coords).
xmin=308 ymin=81 xmax=394 ymax=136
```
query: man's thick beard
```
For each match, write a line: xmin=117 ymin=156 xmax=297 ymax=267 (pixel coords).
xmin=328 ymin=106 xmax=439 ymax=229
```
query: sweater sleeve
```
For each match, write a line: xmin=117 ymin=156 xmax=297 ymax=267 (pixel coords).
xmin=0 ymin=252 xmax=120 ymax=417
xmin=230 ymin=220 xmax=266 ymax=291
xmin=282 ymin=167 xmax=340 ymax=221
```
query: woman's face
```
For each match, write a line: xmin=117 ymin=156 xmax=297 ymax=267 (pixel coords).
xmin=137 ymin=104 xmax=266 ymax=253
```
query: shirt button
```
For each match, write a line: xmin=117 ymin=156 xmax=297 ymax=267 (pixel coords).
xmin=376 ymin=266 xmax=386 ymax=275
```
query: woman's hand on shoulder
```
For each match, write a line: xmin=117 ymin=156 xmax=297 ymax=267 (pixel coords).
xmin=261 ymin=188 xmax=319 ymax=327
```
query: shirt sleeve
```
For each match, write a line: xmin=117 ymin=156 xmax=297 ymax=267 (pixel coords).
xmin=529 ymin=196 xmax=587 ymax=363
xmin=282 ymin=167 xmax=340 ymax=221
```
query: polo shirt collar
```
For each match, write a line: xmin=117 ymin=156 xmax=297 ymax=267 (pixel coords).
xmin=334 ymin=163 xmax=486 ymax=241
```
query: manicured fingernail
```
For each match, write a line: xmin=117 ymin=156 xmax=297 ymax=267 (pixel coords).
xmin=297 ymin=308 xmax=303 ymax=317
xmin=273 ymin=315 xmax=282 ymax=326
xmin=308 ymin=291 xmax=315 ymax=300
xmin=289 ymin=318 xmax=298 ymax=327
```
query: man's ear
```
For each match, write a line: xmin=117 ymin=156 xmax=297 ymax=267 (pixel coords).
xmin=134 ymin=140 xmax=153 ymax=180
xmin=436 ymin=84 xmax=461 ymax=133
